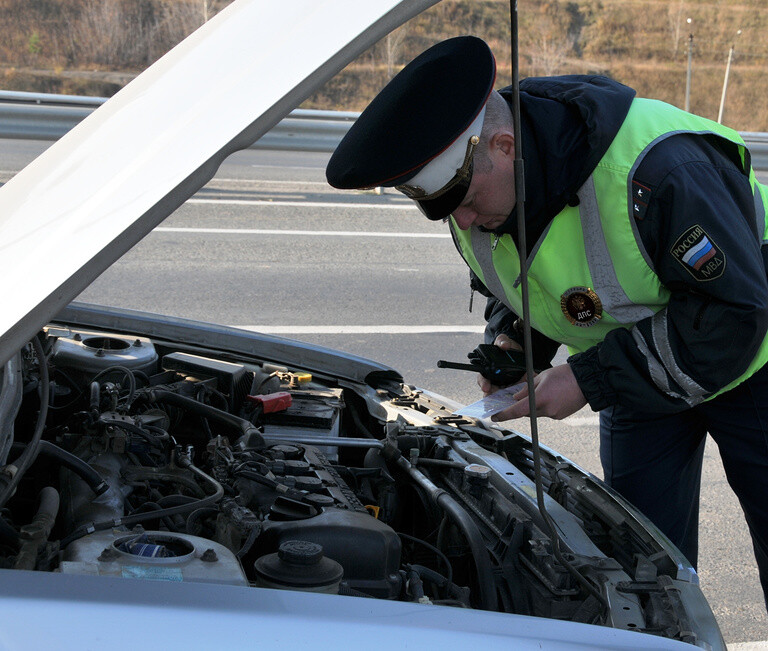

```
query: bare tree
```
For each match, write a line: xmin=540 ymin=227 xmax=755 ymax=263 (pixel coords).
xmin=152 ymin=2 xmax=206 ymax=61
xmin=202 ymin=0 xmax=223 ymax=23
xmin=384 ymin=25 xmax=408 ymax=80
xmin=668 ymin=0 xmax=687 ymax=56
xmin=522 ymin=2 xmax=577 ymax=77
xmin=68 ymin=0 xmax=205 ymax=70
xmin=72 ymin=0 xmax=128 ymax=66
xmin=530 ymin=31 xmax=576 ymax=76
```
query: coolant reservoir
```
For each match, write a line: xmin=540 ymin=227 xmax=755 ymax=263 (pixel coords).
xmin=254 ymin=540 xmax=343 ymax=594
xmin=60 ymin=530 xmax=248 ymax=586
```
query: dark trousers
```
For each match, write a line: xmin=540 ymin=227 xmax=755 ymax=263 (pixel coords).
xmin=599 ymin=362 xmax=768 ymax=607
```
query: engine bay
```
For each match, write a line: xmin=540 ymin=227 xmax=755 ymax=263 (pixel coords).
xmin=0 ymin=324 xmax=716 ymax=645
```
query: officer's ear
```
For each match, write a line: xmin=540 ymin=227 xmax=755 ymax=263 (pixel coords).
xmin=489 ymin=130 xmax=515 ymax=159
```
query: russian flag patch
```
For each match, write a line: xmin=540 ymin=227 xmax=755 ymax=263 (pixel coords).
xmin=671 ymin=224 xmax=726 ymax=281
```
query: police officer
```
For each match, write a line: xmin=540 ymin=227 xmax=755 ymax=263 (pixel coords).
xmin=325 ymin=36 xmax=768 ymax=605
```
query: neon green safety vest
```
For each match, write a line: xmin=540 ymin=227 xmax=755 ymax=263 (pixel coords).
xmin=451 ymin=98 xmax=768 ymax=402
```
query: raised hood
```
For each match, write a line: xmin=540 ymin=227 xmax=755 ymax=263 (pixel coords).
xmin=0 ymin=0 xmax=438 ymax=366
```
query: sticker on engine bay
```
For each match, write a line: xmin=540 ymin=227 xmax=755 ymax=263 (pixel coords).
xmin=453 ymin=382 xmax=526 ymax=420
xmin=122 ymin=566 xmax=184 ymax=582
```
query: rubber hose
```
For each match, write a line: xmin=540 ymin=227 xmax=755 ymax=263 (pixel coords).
xmin=60 ymin=457 xmax=224 ymax=548
xmin=186 ymin=507 xmax=219 ymax=537
xmin=144 ymin=389 xmax=264 ymax=446
xmin=390 ymin=449 xmax=499 ymax=612
xmin=436 ymin=491 xmax=499 ymax=612
xmin=0 ymin=336 xmax=50 ymax=509
xmin=14 ymin=486 xmax=59 ymax=570
xmin=13 ymin=440 xmax=109 ymax=496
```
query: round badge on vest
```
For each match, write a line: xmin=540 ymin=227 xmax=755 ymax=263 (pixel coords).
xmin=560 ymin=287 xmax=603 ymax=327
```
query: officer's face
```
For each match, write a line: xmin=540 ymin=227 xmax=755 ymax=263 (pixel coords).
xmin=451 ymin=131 xmax=516 ymax=231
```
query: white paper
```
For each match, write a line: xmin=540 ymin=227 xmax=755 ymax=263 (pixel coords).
xmin=453 ymin=382 xmax=526 ymax=419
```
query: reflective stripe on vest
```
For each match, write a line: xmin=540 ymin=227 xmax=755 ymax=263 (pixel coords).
xmin=753 ymin=176 xmax=768 ymax=244
xmin=634 ymin=311 xmax=707 ymax=406
xmin=468 ymin=176 xmax=656 ymax=324
xmin=577 ymin=176 xmax=655 ymax=323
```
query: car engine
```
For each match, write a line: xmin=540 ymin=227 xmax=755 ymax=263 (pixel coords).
xmin=0 ymin=326 xmax=718 ymax=646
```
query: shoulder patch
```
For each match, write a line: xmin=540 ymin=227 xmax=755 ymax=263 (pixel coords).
xmin=631 ymin=180 xmax=652 ymax=220
xmin=670 ymin=224 xmax=726 ymax=281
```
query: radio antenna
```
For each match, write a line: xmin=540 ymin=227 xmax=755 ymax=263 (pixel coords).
xmin=508 ymin=0 xmax=607 ymax=610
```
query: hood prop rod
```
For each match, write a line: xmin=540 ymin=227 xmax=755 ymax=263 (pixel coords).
xmin=508 ymin=0 xmax=607 ymax=611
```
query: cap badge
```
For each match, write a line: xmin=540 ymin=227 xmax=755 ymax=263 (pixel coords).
xmin=560 ymin=287 xmax=602 ymax=327
xmin=395 ymin=135 xmax=479 ymax=203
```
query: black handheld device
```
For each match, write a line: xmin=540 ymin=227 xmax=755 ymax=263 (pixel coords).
xmin=437 ymin=344 xmax=526 ymax=386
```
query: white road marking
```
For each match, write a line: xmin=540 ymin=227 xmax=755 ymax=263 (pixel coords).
xmin=155 ymin=227 xmax=449 ymax=238
xmin=208 ymin=176 xmax=388 ymax=192
xmin=212 ymin=175 xmax=327 ymax=183
xmin=187 ymin=198 xmax=414 ymax=210
xmin=248 ymin=165 xmax=325 ymax=172
xmin=232 ymin=325 xmax=484 ymax=334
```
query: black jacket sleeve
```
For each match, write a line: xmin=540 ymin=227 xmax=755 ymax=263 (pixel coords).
xmin=569 ymin=133 xmax=768 ymax=413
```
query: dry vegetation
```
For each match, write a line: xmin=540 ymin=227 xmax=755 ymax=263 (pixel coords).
xmin=0 ymin=0 xmax=210 ymax=95
xmin=1 ymin=0 xmax=767 ymax=129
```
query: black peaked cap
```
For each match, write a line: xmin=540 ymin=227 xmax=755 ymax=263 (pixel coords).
xmin=326 ymin=36 xmax=496 ymax=189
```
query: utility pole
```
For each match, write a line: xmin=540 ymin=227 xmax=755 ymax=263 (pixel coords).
xmin=718 ymin=29 xmax=742 ymax=124
xmin=685 ymin=18 xmax=693 ymax=112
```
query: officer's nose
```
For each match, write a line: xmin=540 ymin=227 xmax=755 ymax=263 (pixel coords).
xmin=452 ymin=207 xmax=477 ymax=230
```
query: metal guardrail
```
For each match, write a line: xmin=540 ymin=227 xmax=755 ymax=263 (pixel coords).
xmin=740 ymin=132 xmax=768 ymax=171
xmin=2 ymin=90 xmax=768 ymax=169
xmin=0 ymin=90 xmax=358 ymax=153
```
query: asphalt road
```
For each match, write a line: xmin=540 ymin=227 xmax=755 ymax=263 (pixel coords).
xmin=3 ymin=138 xmax=767 ymax=646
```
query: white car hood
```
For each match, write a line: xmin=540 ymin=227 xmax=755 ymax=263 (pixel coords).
xmin=0 ymin=571 xmax=696 ymax=651
xmin=0 ymin=0 xmax=438 ymax=366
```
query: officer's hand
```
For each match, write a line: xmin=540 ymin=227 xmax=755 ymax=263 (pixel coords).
xmin=477 ymin=334 xmax=524 ymax=396
xmin=490 ymin=363 xmax=586 ymax=421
